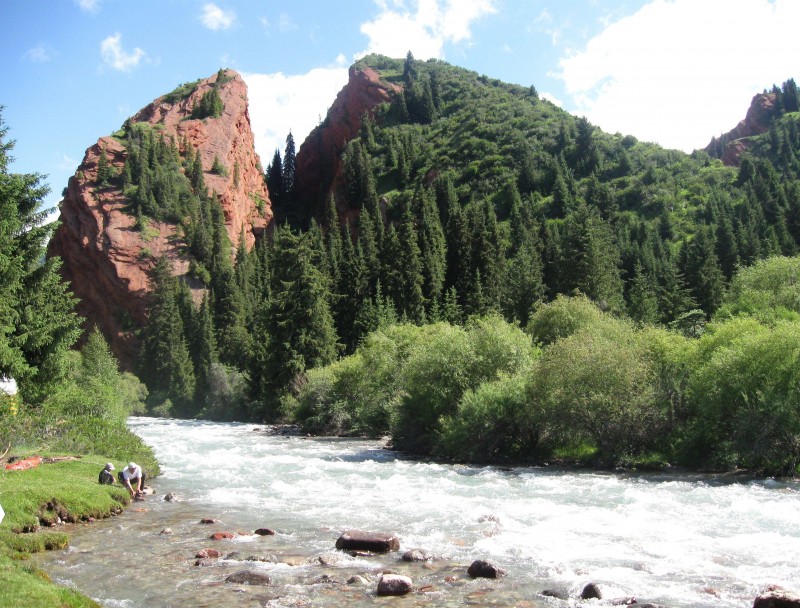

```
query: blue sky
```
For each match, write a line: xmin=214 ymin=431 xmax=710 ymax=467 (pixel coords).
xmin=3 ymin=0 xmax=799 ymax=213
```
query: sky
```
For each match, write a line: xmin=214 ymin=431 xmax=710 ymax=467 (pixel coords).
xmin=2 ymin=0 xmax=800 ymax=213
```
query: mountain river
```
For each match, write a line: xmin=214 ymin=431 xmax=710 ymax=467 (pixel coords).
xmin=37 ymin=417 xmax=800 ymax=607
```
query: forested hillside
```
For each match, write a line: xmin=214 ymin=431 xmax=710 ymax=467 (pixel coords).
xmin=131 ymin=55 xmax=800 ymax=426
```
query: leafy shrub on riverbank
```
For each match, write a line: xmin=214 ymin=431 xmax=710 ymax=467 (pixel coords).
xmin=288 ymin=260 xmax=800 ymax=473
xmin=0 ymin=330 xmax=158 ymax=475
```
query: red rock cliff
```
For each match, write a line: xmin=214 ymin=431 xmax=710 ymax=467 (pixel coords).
xmin=294 ymin=65 xmax=401 ymax=218
xmin=706 ymin=92 xmax=776 ymax=166
xmin=48 ymin=69 xmax=271 ymax=368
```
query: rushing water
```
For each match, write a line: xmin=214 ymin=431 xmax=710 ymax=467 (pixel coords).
xmin=38 ymin=417 xmax=800 ymax=607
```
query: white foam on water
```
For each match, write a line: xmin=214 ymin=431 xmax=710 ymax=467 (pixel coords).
xmin=46 ymin=417 xmax=800 ymax=607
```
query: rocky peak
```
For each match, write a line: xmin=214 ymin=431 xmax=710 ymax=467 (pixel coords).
xmin=48 ymin=69 xmax=271 ymax=368
xmin=705 ymin=92 xmax=777 ymax=166
xmin=294 ymin=65 xmax=401 ymax=217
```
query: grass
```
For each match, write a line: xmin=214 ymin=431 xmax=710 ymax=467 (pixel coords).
xmin=0 ymin=452 xmax=151 ymax=607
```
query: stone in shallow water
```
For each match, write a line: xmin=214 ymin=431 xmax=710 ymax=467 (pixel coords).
xmin=541 ymin=589 xmax=569 ymax=600
xmin=209 ymin=531 xmax=235 ymax=540
xmin=754 ymin=589 xmax=800 ymax=608
xmin=581 ymin=582 xmax=603 ymax=600
xmin=402 ymin=548 xmax=433 ymax=562
xmin=225 ymin=570 xmax=271 ymax=585
xmin=254 ymin=528 xmax=276 ymax=536
xmin=467 ymin=560 xmax=506 ymax=579
xmin=195 ymin=548 xmax=220 ymax=559
xmin=335 ymin=530 xmax=399 ymax=553
xmin=377 ymin=574 xmax=413 ymax=596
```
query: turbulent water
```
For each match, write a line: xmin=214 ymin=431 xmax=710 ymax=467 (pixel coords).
xmin=37 ymin=417 xmax=800 ymax=607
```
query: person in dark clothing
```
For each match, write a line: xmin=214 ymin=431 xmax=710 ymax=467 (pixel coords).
xmin=98 ymin=462 xmax=115 ymax=485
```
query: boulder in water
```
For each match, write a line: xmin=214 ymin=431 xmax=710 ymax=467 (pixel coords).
xmin=540 ymin=589 xmax=569 ymax=600
xmin=335 ymin=530 xmax=399 ymax=553
xmin=467 ymin=560 xmax=506 ymax=579
xmin=210 ymin=531 xmax=235 ymax=540
xmin=347 ymin=575 xmax=370 ymax=585
xmin=164 ymin=492 xmax=177 ymax=502
xmin=754 ymin=589 xmax=800 ymax=608
xmin=225 ymin=570 xmax=271 ymax=585
xmin=199 ymin=518 xmax=219 ymax=524
xmin=254 ymin=528 xmax=276 ymax=536
xmin=581 ymin=582 xmax=603 ymax=600
xmin=195 ymin=548 xmax=221 ymax=559
xmin=377 ymin=574 xmax=413 ymax=596
xmin=402 ymin=549 xmax=433 ymax=562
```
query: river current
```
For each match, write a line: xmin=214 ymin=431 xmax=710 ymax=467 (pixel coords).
xmin=37 ymin=417 xmax=800 ymax=607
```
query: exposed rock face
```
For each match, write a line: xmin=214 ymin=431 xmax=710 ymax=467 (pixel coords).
xmin=706 ymin=92 xmax=776 ymax=166
xmin=48 ymin=69 xmax=271 ymax=367
xmin=294 ymin=65 xmax=401 ymax=219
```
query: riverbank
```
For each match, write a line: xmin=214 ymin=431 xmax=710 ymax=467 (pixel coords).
xmin=0 ymin=454 xmax=144 ymax=607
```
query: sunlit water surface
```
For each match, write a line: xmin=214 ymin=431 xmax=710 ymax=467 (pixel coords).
xmin=37 ymin=417 xmax=800 ymax=607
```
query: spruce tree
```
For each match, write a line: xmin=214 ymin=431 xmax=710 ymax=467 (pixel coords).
xmin=249 ymin=228 xmax=337 ymax=420
xmin=139 ymin=258 xmax=196 ymax=412
xmin=282 ymin=131 xmax=296 ymax=203
xmin=0 ymin=113 xmax=82 ymax=403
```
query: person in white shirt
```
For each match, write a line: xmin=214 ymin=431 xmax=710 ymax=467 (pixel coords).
xmin=118 ymin=462 xmax=147 ymax=497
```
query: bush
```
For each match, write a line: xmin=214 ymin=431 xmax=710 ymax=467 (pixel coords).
xmin=530 ymin=318 xmax=667 ymax=464
xmin=394 ymin=316 xmax=536 ymax=453
xmin=437 ymin=372 xmax=540 ymax=461
xmin=685 ymin=319 xmax=800 ymax=473
xmin=526 ymin=294 xmax=607 ymax=346
xmin=714 ymin=255 xmax=800 ymax=324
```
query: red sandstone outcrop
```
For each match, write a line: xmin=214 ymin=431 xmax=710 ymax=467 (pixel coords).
xmin=48 ymin=69 xmax=271 ymax=368
xmin=294 ymin=65 xmax=401 ymax=218
xmin=706 ymin=92 xmax=776 ymax=166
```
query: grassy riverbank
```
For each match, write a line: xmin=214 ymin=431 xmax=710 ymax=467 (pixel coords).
xmin=0 ymin=454 xmax=151 ymax=607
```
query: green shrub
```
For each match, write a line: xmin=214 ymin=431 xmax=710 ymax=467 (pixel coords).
xmin=526 ymin=294 xmax=607 ymax=346
xmin=530 ymin=318 xmax=667 ymax=464
xmin=715 ymin=256 xmax=800 ymax=324
xmin=438 ymin=372 xmax=540 ymax=461
xmin=686 ymin=319 xmax=800 ymax=473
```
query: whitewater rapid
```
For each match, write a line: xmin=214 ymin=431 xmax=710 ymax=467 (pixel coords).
xmin=37 ymin=417 xmax=800 ymax=607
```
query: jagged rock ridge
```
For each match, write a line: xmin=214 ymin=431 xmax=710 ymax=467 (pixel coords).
xmin=48 ymin=69 xmax=271 ymax=368
xmin=705 ymin=92 xmax=777 ymax=166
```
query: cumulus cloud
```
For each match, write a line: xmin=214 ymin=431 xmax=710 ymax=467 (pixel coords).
xmin=75 ymin=0 xmax=102 ymax=13
xmin=557 ymin=0 xmax=800 ymax=152
xmin=24 ymin=45 xmax=52 ymax=63
xmin=359 ymin=0 xmax=497 ymax=60
xmin=201 ymin=3 xmax=235 ymax=31
xmin=100 ymin=33 xmax=145 ymax=72
xmin=243 ymin=63 xmax=349 ymax=165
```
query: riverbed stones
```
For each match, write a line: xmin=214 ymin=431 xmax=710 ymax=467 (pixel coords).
xmin=540 ymin=589 xmax=569 ymax=600
xmin=347 ymin=575 xmax=370 ymax=585
xmin=225 ymin=570 xmax=271 ymax=585
xmin=754 ymin=589 xmax=800 ymax=607
xmin=254 ymin=528 xmax=276 ymax=536
xmin=335 ymin=530 xmax=400 ymax=554
xmin=199 ymin=518 xmax=219 ymax=524
xmin=402 ymin=549 xmax=433 ymax=562
xmin=195 ymin=548 xmax=221 ymax=559
xmin=163 ymin=492 xmax=177 ymax=502
xmin=377 ymin=574 xmax=413 ymax=596
xmin=210 ymin=531 xmax=235 ymax=540
xmin=467 ymin=560 xmax=506 ymax=579
xmin=581 ymin=582 xmax=603 ymax=600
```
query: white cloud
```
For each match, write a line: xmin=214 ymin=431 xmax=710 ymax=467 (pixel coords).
xmin=243 ymin=66 xmax=349 ymax=165
xmin=359 ymin=0 xmax=497 ymax=60
xmin=201 ymin=3 xmax=235 ymax=31
xmin=278 ymin=13 xmax=297 ymax=32
xmin=100 ymin=33 xmax=145 ymax=72
xmin=24 ymin=45 xmax=52 ymax=63
xmin=75 ymin=0 xmax=102 ymax=13
xmin=557 ymin=0 xmax=800 ymax=152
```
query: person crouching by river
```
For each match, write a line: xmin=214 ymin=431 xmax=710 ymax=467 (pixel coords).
xmin=98 ymin=462 xmax=115 ymax=485
xmin=119 ymin=462 xmax=147 ymax=498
